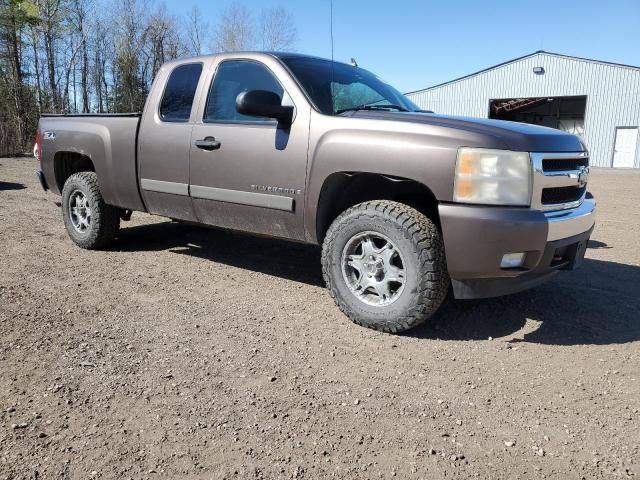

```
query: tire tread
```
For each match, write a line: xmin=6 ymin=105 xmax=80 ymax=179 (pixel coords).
xmin=321 ymin=200 xmax=449 ymax=333
xmin=61 ymin=172 xmax=120 ymax=249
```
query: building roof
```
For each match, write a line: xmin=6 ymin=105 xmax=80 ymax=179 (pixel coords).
xmin=406 ymin=50 xmax=640 ymax=95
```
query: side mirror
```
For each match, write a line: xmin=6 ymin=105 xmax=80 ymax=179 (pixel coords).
xmin=236 ymin=90 xmax=294 ymax=126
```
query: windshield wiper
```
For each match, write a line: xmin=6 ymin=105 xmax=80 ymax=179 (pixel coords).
xmin=336 ymin=104 xmax=410 ymax=114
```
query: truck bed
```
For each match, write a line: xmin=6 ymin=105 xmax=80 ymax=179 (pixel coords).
xmin=38 ymin=113 xmax=145 ymax=212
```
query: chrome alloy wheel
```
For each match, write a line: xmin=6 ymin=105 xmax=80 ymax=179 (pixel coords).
xmin=341 ymin=231 xmax=406 ymax=307
xmin=68 ymin=189 xmax=92 ymax=233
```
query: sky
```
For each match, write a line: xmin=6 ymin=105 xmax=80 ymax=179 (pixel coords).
xmin=168 ymin=0 xmax=640 ymax=93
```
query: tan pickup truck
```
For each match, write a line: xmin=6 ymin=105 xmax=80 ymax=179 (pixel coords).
xmin=36 ymin=52 xmax=596 ymax=333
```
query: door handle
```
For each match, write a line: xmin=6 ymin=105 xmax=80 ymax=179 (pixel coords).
xmin=195 ymin=136 xmax=221 ymax=151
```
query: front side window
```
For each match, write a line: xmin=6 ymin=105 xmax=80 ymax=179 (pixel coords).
xmin=159 ymin=63 xmax=203 ymax=122
xmin=281 ymin=56 xmax=420 ymax=115
xmin=205 ymin=60 xmax=284 ymax=123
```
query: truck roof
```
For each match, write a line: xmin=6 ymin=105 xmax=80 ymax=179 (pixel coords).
xmin=161 ymin=51 xmax=352 ymax=69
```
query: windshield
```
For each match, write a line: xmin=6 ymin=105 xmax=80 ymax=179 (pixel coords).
xmin=280 ymin=56 xmax=422 ymax=115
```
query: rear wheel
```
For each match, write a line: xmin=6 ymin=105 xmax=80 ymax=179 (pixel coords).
xmin=61 ymin=172 xmax=120 ymax=249
xmin=322 ymin=200 xmax=449 ymax=333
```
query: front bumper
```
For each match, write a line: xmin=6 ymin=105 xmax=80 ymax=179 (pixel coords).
xmin=439 ymin=196 xmax=596 ymax=299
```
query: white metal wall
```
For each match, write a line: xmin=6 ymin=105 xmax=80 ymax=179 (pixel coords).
xmin=406 ymin=53 xmax=640 ymax=167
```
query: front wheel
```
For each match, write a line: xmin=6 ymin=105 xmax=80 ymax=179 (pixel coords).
xmin=321 ymin=200 xmax=449 ymax=333
xmin=61 ymin=172 xmax=120 ymax=249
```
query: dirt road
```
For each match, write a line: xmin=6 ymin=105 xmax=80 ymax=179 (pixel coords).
xmin=1 ymin=157 xmax=638 ymax=479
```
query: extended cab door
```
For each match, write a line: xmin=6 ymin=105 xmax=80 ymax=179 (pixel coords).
xmin=138 ymin=62 xmax=204 ymax=221
xmin=188 ymin=57 xmax=310 ymax=240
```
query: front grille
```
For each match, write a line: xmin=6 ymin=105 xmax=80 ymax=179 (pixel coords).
xmin=532 ymin=152 xmax=589 ymax=211
xmin=542 ymin=157 xmax=589 ymax=172
xmin=541 ymin=185 xmax=586 ymax=205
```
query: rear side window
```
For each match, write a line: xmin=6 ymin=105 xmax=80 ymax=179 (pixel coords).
xmin=204 ymin=60 xmax=284 ymax=123
xmin=159 ymin=63 xmax=203 ymax=122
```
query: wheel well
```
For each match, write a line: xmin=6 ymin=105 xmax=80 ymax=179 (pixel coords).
xmin=54 ymin=152 xmax=95 ymax=192
xmin=316 ymin=172 xmax=440 ymax=243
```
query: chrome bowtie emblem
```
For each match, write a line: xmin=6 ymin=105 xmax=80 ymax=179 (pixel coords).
xmin=577 ymin=167 xmax=590 ymax=186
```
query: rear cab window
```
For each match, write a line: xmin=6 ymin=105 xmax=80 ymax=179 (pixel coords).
xmin=159 ymin=63 xmax=203 ymax=122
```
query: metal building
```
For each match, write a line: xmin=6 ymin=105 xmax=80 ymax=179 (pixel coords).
xmin=406 ymin=51 xmax=640 ymax=168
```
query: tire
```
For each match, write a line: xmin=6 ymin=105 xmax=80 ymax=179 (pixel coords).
xmin=61 ymin=172 xmax=120 ymax=249
xmin=322 ymin=200 xmax=449 ymax=333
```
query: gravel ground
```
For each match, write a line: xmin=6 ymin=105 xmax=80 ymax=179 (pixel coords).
xmin=1 ymin=157 xmax=638 ymax=480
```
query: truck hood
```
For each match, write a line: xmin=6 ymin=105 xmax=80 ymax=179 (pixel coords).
xmin=347 ymin=111 xmax=585 ymax=153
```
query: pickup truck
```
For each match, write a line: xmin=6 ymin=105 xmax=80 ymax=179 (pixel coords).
xmin=35 ymin=52 xmax=596 ymax=333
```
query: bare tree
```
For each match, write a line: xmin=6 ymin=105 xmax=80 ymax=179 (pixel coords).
xmin=70 ymin=0 xmax=92 ymax=112
xmin=260 ymin=6 xmax=297 ymax=51
xmin=90 ymin=14 xmax=110 ymax=112
xmin=59 ymin=25 xmax=86 ymax=112
xmin=212 ymin=4 xmax=254 ymax=53
xmin=0 ymin=0 xmax=299 ymax=154
xmin=113 ymin=0 xmax=146 ymax=112
xmin=142 ymin=3 xmax=183 ymax=81
xmin=27 ymin=21 xmax=43 ymax=112
xmin=183 ymin=5 xmax=208 ymax=56
xmin=38 ymin=0 xmax=62 ymax=111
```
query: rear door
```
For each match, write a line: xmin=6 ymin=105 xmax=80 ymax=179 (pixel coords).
xmin=138 ymin=62 xmax=204 ymax=220
xmin=188 ymin=57 xmax=310 ymax=240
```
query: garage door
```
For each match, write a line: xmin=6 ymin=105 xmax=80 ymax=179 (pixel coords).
xmin=612 ymin=127 xmax=638 ymax=168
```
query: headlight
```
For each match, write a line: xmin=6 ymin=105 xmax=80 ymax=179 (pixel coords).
xmin=453 ymin=148 xmax=532 ymax=206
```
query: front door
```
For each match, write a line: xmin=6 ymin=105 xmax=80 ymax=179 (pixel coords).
xmin=612 ymin=127 xmax=638 ymax=168
xmin=189 ymin=58 xmax=310 ymax=240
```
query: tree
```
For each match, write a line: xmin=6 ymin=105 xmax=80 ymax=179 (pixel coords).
xmin=142 ymin=3 xmax=183 ymax=81
xmin=0 ymin=0 xmax=39 ymax=152
xmin=38 ymin=0 xmax=62 ymax=111
xmin=212 ymin=4 xmax=254 ymax=53
xmin=183 ymin=5 xmax=208 ymax=56
xmin=70 ymin=0 xmax=91 ymax=112
xmin=91 ymin=13 xmax=111 ymax=112
xmin=113 ymin=0 xmax=145 ymax=112
xmin=0 ymin=0 xmax=298 ymax=155
xmin=260 ymin=6 xmax=297 ymax=51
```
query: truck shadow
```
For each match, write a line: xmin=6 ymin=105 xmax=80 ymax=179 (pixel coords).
xmin=409 ymin=260 xmax=640 ymax=345
xmin=115 ymin=221 xmax=640 ymax=346
xmin=0 ymin=181 xmax=26 ymax=191
xmin=115 ymin=220 xmax=325 ymax=287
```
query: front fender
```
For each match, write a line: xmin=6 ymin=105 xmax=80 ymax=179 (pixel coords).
xmin=304 ymin=127 xmax=459 ymax=243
